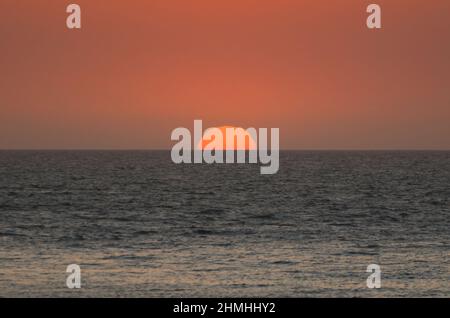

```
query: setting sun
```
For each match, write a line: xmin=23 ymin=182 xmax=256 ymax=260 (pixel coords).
xmin=199 ymin=126 xmax=257 ymax=150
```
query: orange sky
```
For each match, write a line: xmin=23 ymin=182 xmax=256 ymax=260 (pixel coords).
xmin=1 ymin=0 xmax=449 ymax=149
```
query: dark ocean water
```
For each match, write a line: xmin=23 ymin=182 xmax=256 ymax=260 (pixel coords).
xmin=0 ymin=150 xmax=449 ymax=297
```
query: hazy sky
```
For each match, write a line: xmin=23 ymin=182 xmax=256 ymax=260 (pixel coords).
xmin=1 ymin=0 xmax=449 ymax=149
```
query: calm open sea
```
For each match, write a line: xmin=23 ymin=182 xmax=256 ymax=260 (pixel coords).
xmin=0 ymin=151 xmax=448 ymax=297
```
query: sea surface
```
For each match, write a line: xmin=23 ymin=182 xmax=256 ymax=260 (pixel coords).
xmin=0 ymin=151 xmax=449 ymax=297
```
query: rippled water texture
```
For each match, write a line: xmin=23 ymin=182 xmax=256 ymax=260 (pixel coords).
xmin=0 ymin=151 xmax=449 ymax=297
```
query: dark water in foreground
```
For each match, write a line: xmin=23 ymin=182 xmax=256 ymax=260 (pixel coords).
xmin=0 ymin=151 xmax=449 ymax=297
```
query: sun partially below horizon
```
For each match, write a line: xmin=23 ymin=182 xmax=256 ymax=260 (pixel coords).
xmin=198 ymin=126 xmax=257 ymax=151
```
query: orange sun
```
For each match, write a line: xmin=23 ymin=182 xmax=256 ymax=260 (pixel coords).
xmin=198 ymin=126 xmax=257 ymax=150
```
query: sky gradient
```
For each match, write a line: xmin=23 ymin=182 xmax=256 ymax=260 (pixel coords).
xmin=1 ymin=0 xmax=449 ymax=149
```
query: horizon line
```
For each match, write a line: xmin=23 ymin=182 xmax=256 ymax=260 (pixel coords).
xmin=0 ymin=148 xmax=449 ymax=152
